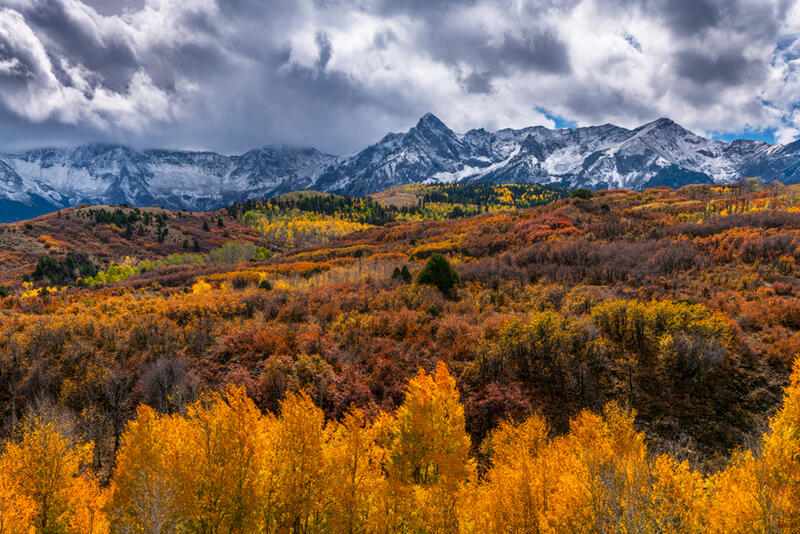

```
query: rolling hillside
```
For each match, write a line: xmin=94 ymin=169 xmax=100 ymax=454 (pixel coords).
xmin=2 ymin=181 xmax=800 ymax=530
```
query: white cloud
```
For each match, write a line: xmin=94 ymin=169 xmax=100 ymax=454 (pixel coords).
xmin=0 ymin=0 xmax=797 ymax=152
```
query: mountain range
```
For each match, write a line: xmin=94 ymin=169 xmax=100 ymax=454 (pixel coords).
xmin=1 ymin=113 xmax=799 ymax=222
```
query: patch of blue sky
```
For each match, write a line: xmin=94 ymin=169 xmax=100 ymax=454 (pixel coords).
xmin=536 ymin=108 xmax=578 ymax=129
xmin=711 ymin=128 xmax=777 ymax=144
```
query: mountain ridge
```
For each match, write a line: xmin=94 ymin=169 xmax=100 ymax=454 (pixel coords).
xmin=1 ymin=114 xmax=797 ymax=222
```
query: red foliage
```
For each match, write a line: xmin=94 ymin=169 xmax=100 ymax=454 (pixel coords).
xmin=463 ymin=381 xmax=532 ymax=441
xmin=513 ymin=209 xmax=579 ymax=242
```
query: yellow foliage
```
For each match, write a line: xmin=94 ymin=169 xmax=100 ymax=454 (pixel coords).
xmin=0 ymin=414 xmax=107 ymax=533
xmin=0 ymin=456 xmax=36 ymax=534
xmin=325 ymin=409 xmax=389 ymax=533
xmin=5 ymin=358 xmax=800 ymax=533
xmin=385 ymin=362 xmax=475 ymax=532
xmin=466 ymin=416 xmax=549 ymax=532
xmin=107 ymin=405 xmax=186 ymax=532
xmin=191 ymin=278 xmax=211 ymax=294
xmin=702 ymin=358 xmax=800 ymax=533
xmin=249 ymin=211 xmax=372 ymax=248
xmin=271 ymin=279 xmax=293 ymax=291
xmin=20 ymin=285 xmax=65 ymax=299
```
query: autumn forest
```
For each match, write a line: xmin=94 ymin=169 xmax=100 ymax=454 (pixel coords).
xmin=1 ymin=182 xmax=800 ymax=532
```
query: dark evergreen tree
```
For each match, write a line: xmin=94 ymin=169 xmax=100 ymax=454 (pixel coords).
xmin=400 ymin=265 xmax=412 ymax=283
xmin=393 ymin=264 xmax=412 ymax=283
xmin=416 ymin=254 xmax=460 ymax=296
xmin=570 ymin=188 xmax=592 ymax=199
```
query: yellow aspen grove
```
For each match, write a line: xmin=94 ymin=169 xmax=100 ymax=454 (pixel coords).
xmin=700 ymin=451 xmax=761 ymax=534
xmin=465 ymin=415 xmax=550 ymax=533
xmin=544 ymin=403 xmax=657 ymax=533
xmin=467 ymin=402 xmax=699 ymax=534
xmin=650 ymin=455 xmax=704 ymax=533
xmin=0 ymin=413 xmax=107 ymax=534
xmin=267 ymin=391 xmax=330 ymax=533
xmin=6 ymin=359 xmax=800 ymax=532
xmin=756 ymin=357 xmax=800 ymax=531
xmin=180 ymin=386 xmax=267 ymax=533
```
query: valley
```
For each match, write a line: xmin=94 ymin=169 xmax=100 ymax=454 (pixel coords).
xmin=1 ymin=181 xmax=800 ymax=529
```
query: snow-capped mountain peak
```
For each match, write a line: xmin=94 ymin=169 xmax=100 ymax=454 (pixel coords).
xmin=1 ymin=114 xmax=798 ymax=222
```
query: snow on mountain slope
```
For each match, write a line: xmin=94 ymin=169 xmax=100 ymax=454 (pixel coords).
xmin=0 ymin=145 xmax=337 ymax=221
xmin=0 ymin=113 xmax=797 ymax=222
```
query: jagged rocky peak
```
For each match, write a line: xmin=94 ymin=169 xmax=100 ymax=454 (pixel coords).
xmin=415 ymin=112 xmax=450 ymax=130
xmin=651 ymin=117 xmax=678 ymax=127
xmin=407 ymin=113 xmax=457 ymax=143
xmin=403 ymin=113 xmax=463 ymax=159
xmin=631 ymin=117 xmax=690 ymax=136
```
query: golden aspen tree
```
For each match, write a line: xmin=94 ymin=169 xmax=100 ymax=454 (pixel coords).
xmin=268 ymin=391 xmax=330 ymax=533
xmin=704 ymin=357 xmax=800 ymax=533
xmin=757 ymin=357 xmax=800 ymax=531
xmin=110 ymin=388 xmax=271 ymax=533
xmin=387 ymin=362 xmax=475 ymax=532
xmin=324 ymin=409 xmax=387 ymax=533
xmin=67 ymin=476 xmax=109 ymax=534
xmin=596 ymin=403 xmax=656 ymax=532
xmin=701 ymin=452 xmax=761 ymax=533
xmin=2 ymin=413 xmax=107 ymax=534
xmin=466 ymin=415 xmax=550 ymax=533
xmin=106 ymin=406 xmax=186 ymax=533
xmin=541 ymin=403 xmax=656 ymax=533
xmin=180 ymin=385 xmax=266 ymax=534
xmin=256 ymin=410 xmax=283 ymax=532
xmin=650 ymin=455 xmax=704 ymax=533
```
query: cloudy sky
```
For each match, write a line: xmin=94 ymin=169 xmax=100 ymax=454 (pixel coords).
xmin=0 ymin=0 xmax=798 ymax=154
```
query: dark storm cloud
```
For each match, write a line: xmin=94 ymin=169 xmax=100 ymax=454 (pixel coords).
xmin=409 ymin=0 xmax=574 ymax=82
xmin=143 ymin=37 xmax=230 ymax=93
xmin=14 ymin=0 xmax=138 ymax=92
xmin=497 ymin=31 xmax=570 ymax=74
xmin=603 ymin=0 xmax=725 ymax=36
xmin=374 ymin=0 xmax=481 ymax=15
xmin=461 ymin=71 xmax=493 ymax=94
xmin=674 ymin=49 xmax=766 ymax=86
xmin=0 ymin=0 xmax=797 ymax=153
xmin=180 ymin=8 xmax=221 ymax=38
xmin=418 ymin=25 xmax=571 ymax=96
xmin=563 ymin=83 xmax=657 ymax=125
xmin=0 ymin=35 xmax=34 ymax=83
xmin=658 ymin=0 xmax=723 ymax=36
xmin=631 ymin=0 xmax=787 ymax=42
